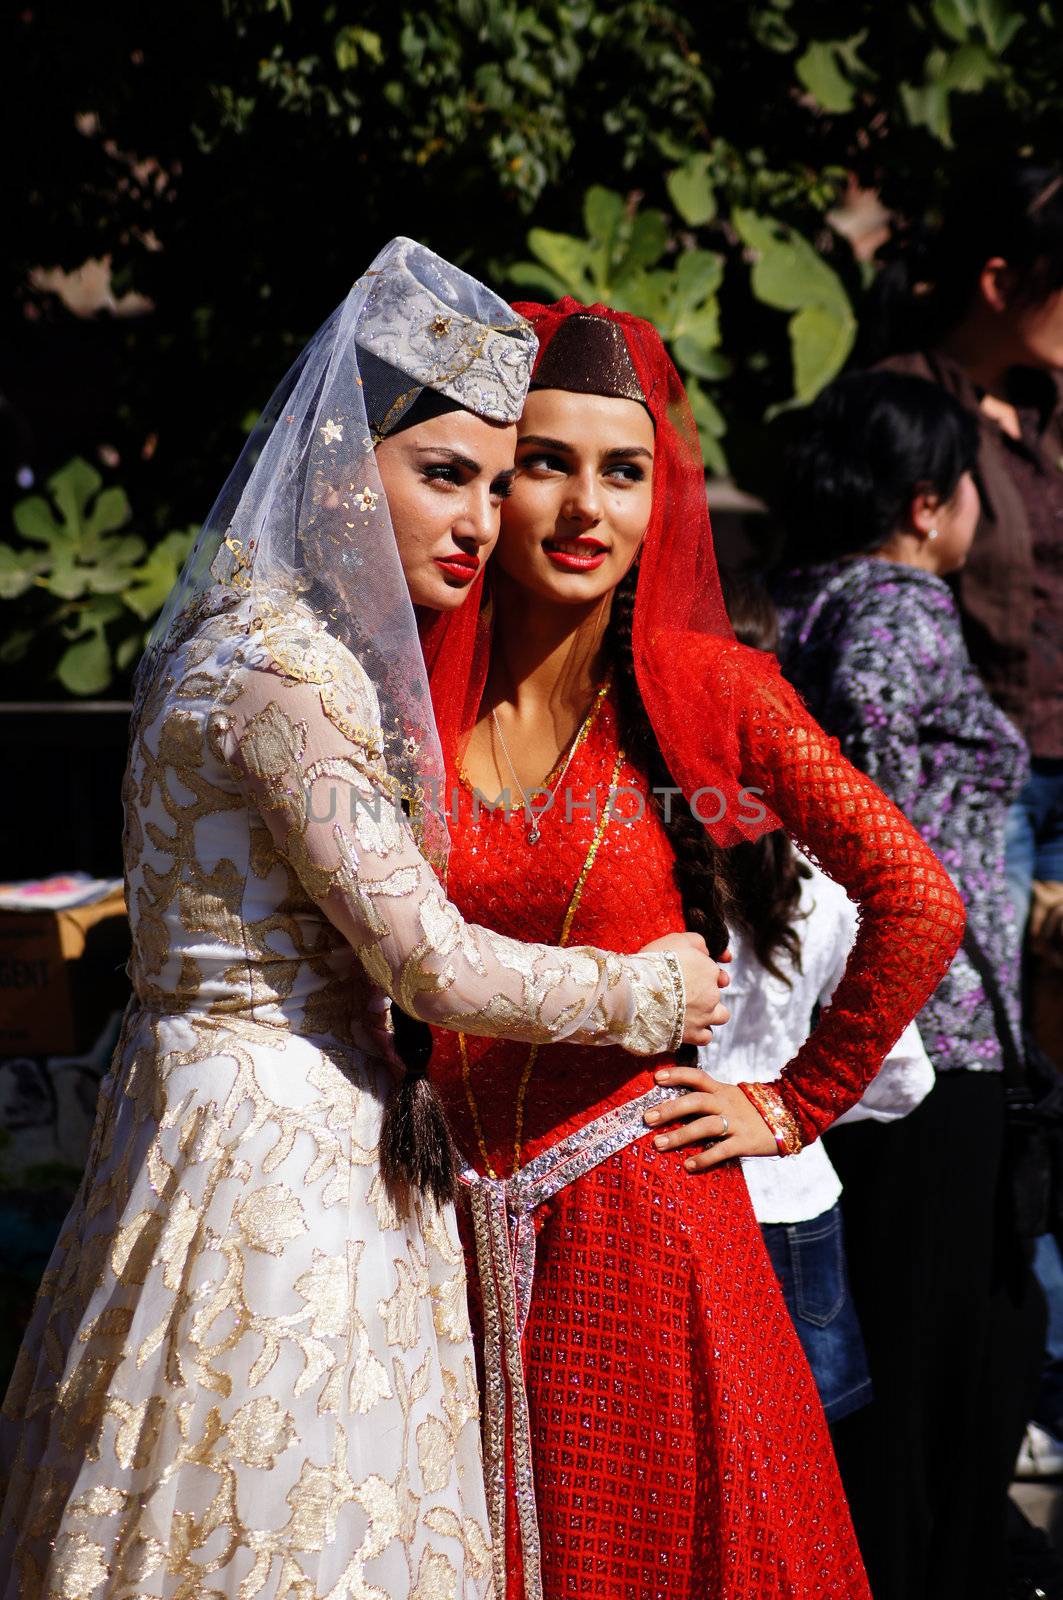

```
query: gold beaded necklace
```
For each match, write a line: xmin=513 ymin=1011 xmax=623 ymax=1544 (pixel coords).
xmin=459 ymin=730 xmax=626 ymax=1178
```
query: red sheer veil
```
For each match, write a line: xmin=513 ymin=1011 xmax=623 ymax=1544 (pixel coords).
xmin=425 ymin=296 xmax=782 ymax=845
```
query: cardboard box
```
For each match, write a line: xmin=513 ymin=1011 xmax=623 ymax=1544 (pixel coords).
xmin=0 ymin=889 xmax=131 ymax=1056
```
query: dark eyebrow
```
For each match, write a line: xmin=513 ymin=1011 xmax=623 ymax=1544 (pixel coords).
xmin=413 ymin=446 xmax=480 ymax=473
xmin=518 ymin=434 xmax=573 ymax=452
xmin=518 ymin=434 xmax=653 ymax=463
xmin=603 ymin=445 xmax=654 ymax=462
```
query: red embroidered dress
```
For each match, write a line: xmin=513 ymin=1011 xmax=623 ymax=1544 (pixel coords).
xmin=431 ymin=647 xmax=963 ymax=1600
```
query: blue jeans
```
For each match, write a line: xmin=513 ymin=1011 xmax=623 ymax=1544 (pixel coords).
xmin=1005 ymin=760 xmax=1063 ymax=1434
xmin=1004 ymin=758 xmax=1063 ymax=932
xmin=1033 ymin=1233 xmax=1063 ymax=1438
xmin=760 ymin=1203 xmax=872 ymax=1423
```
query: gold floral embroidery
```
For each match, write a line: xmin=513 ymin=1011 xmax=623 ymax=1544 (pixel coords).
xmin=0 ymin=594 xmax=680 ymax=1595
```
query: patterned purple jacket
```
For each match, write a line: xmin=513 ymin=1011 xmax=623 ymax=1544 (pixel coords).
xmin=773 ymin=556 xmax=1029 ymax=1072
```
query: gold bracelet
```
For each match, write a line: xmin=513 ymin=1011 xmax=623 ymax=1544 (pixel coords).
xmin=738 ymin=1082 xmax=804 ymax=1156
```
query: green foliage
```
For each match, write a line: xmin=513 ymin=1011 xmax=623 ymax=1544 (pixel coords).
xmin=4 ymin=0 xmax=1058 ymax=693
xmin=0 ymin=461 xmax=195 ymax=697
xmin=732 ymin=210 xmax=856 ymax=405
xmin=513 ymin=188 xmax=729 ymax=467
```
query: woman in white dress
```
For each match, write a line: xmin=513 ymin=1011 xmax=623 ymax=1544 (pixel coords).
xmin=0 ymin=239 xmax=720 ymax=1600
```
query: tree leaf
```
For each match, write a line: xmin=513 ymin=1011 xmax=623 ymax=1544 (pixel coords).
xmin=583 ymin=184 xmax=625 ymax=242
xmin=734 ymin=209 xmax=850 ymax=315
xmin=615 ymin=209 xmax=668 ymax=278
xmin=525 ymin=228 xmax=594 ymax=296
xmin=12 ymin=495 xmax=60 ymax=546
xmin=939 ymin=41 xmax=999 ymax=89
xmin=900 ymin=75 xmax=953 ymax=144
xmin=48 ymin=458 xmax=101 ymax=539
xmin=507 ymin=261 xmax=574 ymax=301
xmin=790 ymin=302 xmax=856 ymax=401
xmin=115 ymin=634 xmax=142 ymax=671
xmin=975 ymin=0 xmax=1024 ymax=52
xmin=0 ymin=543 xmax=36 ymax=600
xmin=795 ymin=42 xmax=856 ymax=113
xmin=56 ymin=632 xmax=112 ymax=697
xmin=122 ymin=533 xmax=192 ymax=620
xmin=83 ymin=485 xmax=132 ymax=543
xmin=583 ymin=185 xmax=626 ymax=288
xmin=672 ymin=248 xmax=725 ymax=314
xmin=87 ymin=535 xmax=149 ymax=593
xmin=666 ymin=154 xmax=716 ymax=226
xmin=931 ymin=0 xmax=977 ymax=42
xmin=674 ymin=333 xmax=724 ymax=379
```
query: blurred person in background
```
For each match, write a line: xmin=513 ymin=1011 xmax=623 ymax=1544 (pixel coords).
xmin=770 ymin=369 xmax=1039 ymax=1600
xmin=868 ymin=153 xmax=1063 ymax=1487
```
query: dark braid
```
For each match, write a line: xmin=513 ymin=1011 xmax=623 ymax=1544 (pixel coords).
xmin=718 ymin=568 xmax=811 ymax=985
xmin=726 ymin=834 xmax=810 ymax=987
xmin=605 ymin=565 xmax=733 ymax=963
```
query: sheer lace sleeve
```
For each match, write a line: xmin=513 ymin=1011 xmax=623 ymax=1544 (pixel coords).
xmin=730 ymin=653 xmax=964 ymax=1150
xmin=215 ymin=616 xmax=681 ymax=1056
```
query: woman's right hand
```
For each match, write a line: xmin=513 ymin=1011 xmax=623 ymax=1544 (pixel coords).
xmin=640 ymin=932 xmax=730 ymax=1045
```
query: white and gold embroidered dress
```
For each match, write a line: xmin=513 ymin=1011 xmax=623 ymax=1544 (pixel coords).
xmin=0 ymin=242 xmax=681 ymax=1599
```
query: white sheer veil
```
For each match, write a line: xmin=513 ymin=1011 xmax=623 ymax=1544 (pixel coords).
xmin=139 ymin=237 xmax=536 ymax=866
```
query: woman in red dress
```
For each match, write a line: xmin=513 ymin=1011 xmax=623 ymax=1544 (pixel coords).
xmin=425 ymin=301 xmax=965 ymax=1600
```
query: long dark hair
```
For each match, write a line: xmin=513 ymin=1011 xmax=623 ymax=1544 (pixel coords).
xmin=605 ymin=564 xmax=732 ymax=962
xmin=859 ymin=158 xmax=1063 ymax=363
xmin=771 ymin=370 xmax=978 ymax=566
xmin=718 ymin=571 xmax=810 ymax=985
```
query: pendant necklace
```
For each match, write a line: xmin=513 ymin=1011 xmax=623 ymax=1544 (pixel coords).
xmin=460 ymin=737 xmax=626 ymax=1176
xmin=490 ymin=672 xmax=612 ymax=844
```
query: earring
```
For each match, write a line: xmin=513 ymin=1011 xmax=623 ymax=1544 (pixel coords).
xmin=928 ymin=527 xmax=940 ymax=541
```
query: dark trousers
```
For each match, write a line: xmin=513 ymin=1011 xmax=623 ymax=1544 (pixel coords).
xmin=826 ymin=1072 xmax=1045 ymax=1600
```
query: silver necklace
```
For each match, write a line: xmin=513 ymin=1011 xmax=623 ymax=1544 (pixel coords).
xmin=490 ymin=680 xmax=609 ymax=844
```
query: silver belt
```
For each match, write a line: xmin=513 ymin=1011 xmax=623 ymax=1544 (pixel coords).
xmin=460 ymin=1083 xmax=681 ymax=1600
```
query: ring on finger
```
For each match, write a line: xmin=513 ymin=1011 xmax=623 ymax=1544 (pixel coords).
xmin=717 ymin=1114 xmax=729 ymax=1138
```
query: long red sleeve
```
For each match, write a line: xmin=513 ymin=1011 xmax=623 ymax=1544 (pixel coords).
xmin=726 ymin=648 xmax=965 ymax=1148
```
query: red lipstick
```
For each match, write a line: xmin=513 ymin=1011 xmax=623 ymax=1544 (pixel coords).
xmin=434 ymin=552 xmax=480 ymax=584
xmin=542 ymin=536 xmax=608 ymax=572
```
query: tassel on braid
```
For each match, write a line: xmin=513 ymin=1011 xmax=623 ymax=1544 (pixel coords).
xmin=605 ymin=565 xmax=734 ymax=964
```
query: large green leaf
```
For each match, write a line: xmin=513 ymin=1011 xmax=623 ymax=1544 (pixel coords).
xmin=525 ymin=228 xmax=595 ymax=297
xmin=507 ymin=261 xmax=572 ymax=300
xmin=938 ymin=40 xmax=999 ymax=89
xmin=583 ymin=185 xmax=626 ymax=288
xmin=56 ymin=632 xmax=112 ymax=697
xmin=791 ymin=302 xmax=856 ymax=400
xmin=666 ymin=155 xmax=716 ymax=226
xmin=733 ymin=209 xmax=850 ymax=315
xmin=122 ymin=529 xmax=197 ymax=621
xmin=48 ymin=459 xmax=103 ymax=541
xmin=11 ymin=496 xmax=60 ymax=546
xmin=0 ymin=542 xmax=40 ymax=599
xmin=975 ymin=0 xmax=1024 ymax=52
xmin=795 ymin=41 xmax=856 ymax=112
xmin=932 ymin=0 xmax=978 ymax=40
xmin=616 ymin=209 xmax=669 ymax=276
xmin=83 ymin=485 xmax=132 ymax=547
xmin=685 ymin=378 xmax=729 ymax=476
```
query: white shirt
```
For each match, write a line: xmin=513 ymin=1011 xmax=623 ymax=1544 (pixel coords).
xmin=702 ymin=857 xmax=935 ymax=1224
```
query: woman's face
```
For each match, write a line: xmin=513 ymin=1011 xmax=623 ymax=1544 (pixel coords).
xmin=929 ymin=469 xmax=981 ymax=574
xmin=375 ymin=409 xmax=517 ymax=610
xmin=1004 ymin=281 xmax=1063 ymax=371
xmin=495 ymin=389 xmax=655 ymax=605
